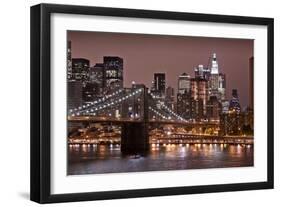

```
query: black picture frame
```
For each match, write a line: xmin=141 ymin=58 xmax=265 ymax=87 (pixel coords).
xmin=30 ymin=3 xmax=274 ymax=204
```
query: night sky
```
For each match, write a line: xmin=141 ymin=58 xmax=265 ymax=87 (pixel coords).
xmin=68 ymin=31 xmax=253 ymax=108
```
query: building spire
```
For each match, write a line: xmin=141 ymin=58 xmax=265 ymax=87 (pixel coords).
xmin=211 ymin=53 xmax=219 ymax=74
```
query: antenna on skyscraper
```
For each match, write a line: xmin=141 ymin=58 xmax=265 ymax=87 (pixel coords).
xmin=206 ymin=53 xmax=212 ymax=70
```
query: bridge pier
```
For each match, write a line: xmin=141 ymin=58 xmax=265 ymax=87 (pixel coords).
xmin=121 ymin=122 xmax=149 ymax=154
xmin=121 ymin=85 xmax=149 ymax=155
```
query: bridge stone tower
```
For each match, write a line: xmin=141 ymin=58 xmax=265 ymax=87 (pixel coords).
xmin=121 ymin=85 xmax=149 ymax=154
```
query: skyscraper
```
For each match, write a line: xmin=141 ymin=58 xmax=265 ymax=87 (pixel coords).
xmin=221 ymin=100 xmax=230 ymax=114
xmin=194 ymin=64 xmax=211 ymax=80
xmin=71 ymin=58 xmax=90 ymax=81
xmin=206 ymin=96 xmax=221 ymax=121
xmin=82 ymin=64 xmax=104 ymax=103
xmin=191 ymin=78 xmax=208 ymax=101
xmin=208 ymin=53 xmax=226 ymax=101
xmin=177 ymin=91 xmax=191 ymax=119
xmin=178 ymin=73 xmax=191 ymax=94
xmin=89 ymin=63 xmax=104 ymax=96
xmin=218 ymin=73 xmax=226 ymax=100
xmin=104 ymin=56 xmax=123 ymax=93
xmin=249 ymin=57 xmax=254 ymax=109
xmin=67 ymin=41 xmax=72 ymax=80
xmin=220 ymin=89 xmax=242 ymax=135
xmin=190 ymin=78 xmax=208 ymax=120
xmin=177 ymin=73 xmax=191 ymax=119
xmin=229 ymin=89 xmax=241 ymax=112
xmin=152 ymin=73 xmax=166 ymax=98
xmin=165 ymin=86 xmax=175 ymax=110
xmin=67 ymin=81 xmax=83 ymax=113
xmin=82 ymin=82 xmax=98 ymax=102
xmin=210 ymin=53 xmax=219 ymax=74
xmin=219 ymin=112 xmax=242 ymax=136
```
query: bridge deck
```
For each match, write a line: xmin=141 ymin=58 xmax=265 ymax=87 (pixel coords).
xmin=68 ymin=116 xmax=219 ymax=126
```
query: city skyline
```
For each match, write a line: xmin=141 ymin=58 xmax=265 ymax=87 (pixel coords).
xmin=68 ymin=31 xmax=253 ymax=108
xmin=67 ymin=31 xmax=254 ymax=175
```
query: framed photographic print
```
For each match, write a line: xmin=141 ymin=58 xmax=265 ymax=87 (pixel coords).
xmin=30 ymin=3 xmax=274 ymax=203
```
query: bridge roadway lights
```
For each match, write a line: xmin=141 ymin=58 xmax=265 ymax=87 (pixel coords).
xmin=121 ymin=122 xmax=149 ymax=155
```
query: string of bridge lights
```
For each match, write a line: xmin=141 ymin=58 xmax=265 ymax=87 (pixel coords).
xmin=148 ymin=106 xmax=169 ymax=120
xmin=148 ymin=91 xmax=187 ymax=122
xmin=69 ymin=88 xmax=125 ymax=113
xmin=71 ymin=88 xmax=143 ymax=116
xmin=160 ymin=103 xmax=187 ymax=122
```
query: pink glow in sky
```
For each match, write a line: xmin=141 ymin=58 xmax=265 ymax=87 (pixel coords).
xmin=68 ymin=31 xmax=253 ymax=108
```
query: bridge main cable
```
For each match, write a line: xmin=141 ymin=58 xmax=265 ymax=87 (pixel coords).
xmin=68 ymin=88 xmax=125 ymax=114
xmin=70 ymin=88 xmax=143 ymax=116
xmin=148 ymin=91 xmax=188 ymax=122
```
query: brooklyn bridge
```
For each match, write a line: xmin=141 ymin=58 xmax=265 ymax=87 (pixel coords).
xmin=68 ymin=85 xmax=253 ymax=154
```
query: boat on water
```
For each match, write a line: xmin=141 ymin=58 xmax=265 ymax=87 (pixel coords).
xmin=130 ymin=154 xmax=141 ymax=159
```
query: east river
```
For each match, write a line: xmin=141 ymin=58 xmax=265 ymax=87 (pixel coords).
xmin=68 ymin=143 xmax=253 ymax=175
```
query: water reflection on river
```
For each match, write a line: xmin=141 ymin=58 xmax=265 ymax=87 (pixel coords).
xmin=68 ymin=143 xmax=253 ymax=175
